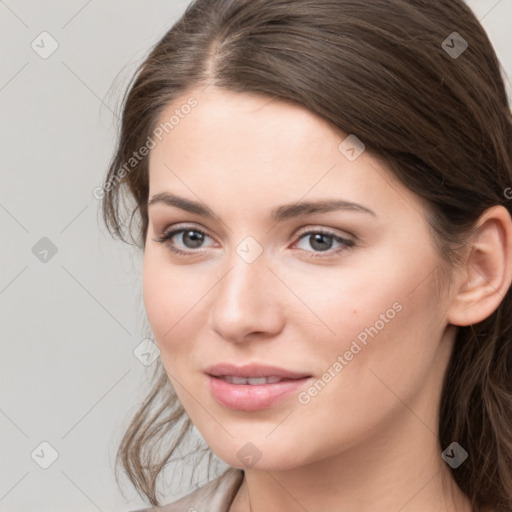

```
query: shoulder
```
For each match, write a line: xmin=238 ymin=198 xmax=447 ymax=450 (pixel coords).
xmin=130 ymin=468 xmax=244 ymax=512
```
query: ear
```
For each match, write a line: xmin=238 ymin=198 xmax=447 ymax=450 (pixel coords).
xmin=447 ymin=205 xmax=512 ymax=327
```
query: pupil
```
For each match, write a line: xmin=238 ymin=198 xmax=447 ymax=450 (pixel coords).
xmin=311 ymin=233 xmax=332 ymax=251
xmin=184 ymin=230 xmax=204 ymax=248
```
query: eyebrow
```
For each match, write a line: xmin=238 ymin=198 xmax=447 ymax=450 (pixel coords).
xmin=147 ymin=192 xmax=376 ymax=222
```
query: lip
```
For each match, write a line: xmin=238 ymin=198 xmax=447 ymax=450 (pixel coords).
xmin=205 ymin=363 xmax=312 ymax=411
xmin=205 ymin=363 xmax=311 ymax=379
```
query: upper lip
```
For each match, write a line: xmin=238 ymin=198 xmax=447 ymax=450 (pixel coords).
xmin=205 ymin=363 xmax=311 ymax=380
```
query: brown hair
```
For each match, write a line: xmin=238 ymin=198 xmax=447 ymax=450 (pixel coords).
xmin=101 ymin=0 xmax=512 ymax=509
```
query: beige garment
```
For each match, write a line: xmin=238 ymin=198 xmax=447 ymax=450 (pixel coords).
xmin=131 ymin=468 xmax=244 ymax=512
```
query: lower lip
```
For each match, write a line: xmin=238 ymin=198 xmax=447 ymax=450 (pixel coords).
xmin=207 ymin=375 xmax=311 ymax=411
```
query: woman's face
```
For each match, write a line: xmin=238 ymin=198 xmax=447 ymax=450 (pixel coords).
xmin=143 ymin=87 xmax=455 ymax=470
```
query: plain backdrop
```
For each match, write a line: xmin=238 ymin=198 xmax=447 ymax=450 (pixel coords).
xmin=1 ymin=1 xmax=511 ymax=511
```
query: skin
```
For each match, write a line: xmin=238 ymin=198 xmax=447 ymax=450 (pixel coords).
xmin=143 ymin=86 xmax=512 ymax=512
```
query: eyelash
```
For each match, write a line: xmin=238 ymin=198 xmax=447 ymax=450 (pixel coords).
xmin=154 ymin=224 xmax=355 ymax=259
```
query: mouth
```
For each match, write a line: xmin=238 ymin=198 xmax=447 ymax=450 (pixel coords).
xmin=216 ymin=375 xmax=290 ymax=385
xmin=205 ymin=363 xmax=313 ymax=411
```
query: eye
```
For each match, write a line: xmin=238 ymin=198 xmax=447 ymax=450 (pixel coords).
xmin=154 ymin=225 xmax=215 ymax=255
xmin=154 ymin=224 xmax=355 ymax=259
xmin=293 ymin=229 xmax=355 ymax=256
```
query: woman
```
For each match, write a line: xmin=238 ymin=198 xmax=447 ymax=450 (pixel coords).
xmin=101 ymin=0 xmax=512 ymax=511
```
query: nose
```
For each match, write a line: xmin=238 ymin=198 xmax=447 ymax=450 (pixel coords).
xmin=208 ymin=250 xmax=286 ymax=344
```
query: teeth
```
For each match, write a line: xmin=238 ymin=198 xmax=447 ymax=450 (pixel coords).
xmin=221 ymin=376 xmax=283 ymax=385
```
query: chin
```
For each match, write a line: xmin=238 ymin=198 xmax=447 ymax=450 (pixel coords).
xmin=206 ymin=436 xmax=312 ymax=472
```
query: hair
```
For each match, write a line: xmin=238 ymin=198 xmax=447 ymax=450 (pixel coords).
xmin=101 ymin=0 xmax=512 ymax=510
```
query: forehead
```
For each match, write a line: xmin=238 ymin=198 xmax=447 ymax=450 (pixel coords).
xmin=147 ymin=87 xmax=424 ymax=223
xmin=151 ymin=87 xmax=339 ymax=162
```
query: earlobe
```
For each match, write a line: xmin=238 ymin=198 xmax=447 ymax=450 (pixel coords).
xmin=447 ymin=205 xmax=512 ymax=327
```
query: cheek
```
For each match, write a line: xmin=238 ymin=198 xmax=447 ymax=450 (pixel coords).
xmin=143 ymin=253 xmax=191 ymax=347
xmin=304 ymin=261 xmax=446 ymax=425
xmin=301 ymin=242 xmax=445 ymax=391
xmin=142 ymin=250 xmax=216 ymax=369
xmin=283 ymin=255 xmax=414 ymax=356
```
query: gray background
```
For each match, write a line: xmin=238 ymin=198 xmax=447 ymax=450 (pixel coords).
xmin=1 ymin=1 xmax=511 ymax=511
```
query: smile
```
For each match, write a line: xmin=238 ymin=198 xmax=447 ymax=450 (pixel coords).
xmin=205 ymin=363 xmax=312 ymax=411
